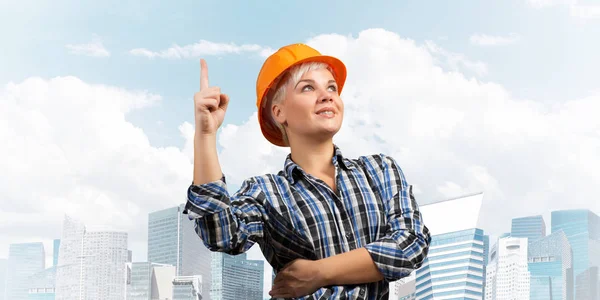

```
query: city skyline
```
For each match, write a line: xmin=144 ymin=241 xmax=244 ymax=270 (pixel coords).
xmin=1 ymin=1 xmax=599 ymax=299
xmin=2 ymin=192 xmax=598 ymax=300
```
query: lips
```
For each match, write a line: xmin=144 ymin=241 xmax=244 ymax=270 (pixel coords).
xmin=316 ymin=107 xmax=336 ymax=115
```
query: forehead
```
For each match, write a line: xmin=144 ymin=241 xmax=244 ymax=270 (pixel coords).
xmin=289 ymin=65 xmax=336 ymax=85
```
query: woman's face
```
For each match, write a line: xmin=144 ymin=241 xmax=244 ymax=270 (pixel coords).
xmin=272 ymin=67 xmax=344 ymax=144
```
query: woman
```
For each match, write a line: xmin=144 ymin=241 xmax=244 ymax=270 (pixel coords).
xmin=184 ymin=43 xmax=431 ymax=300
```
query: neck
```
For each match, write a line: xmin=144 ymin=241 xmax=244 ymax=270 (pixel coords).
xmin=288 ymin=135 xmax=335 ymax=176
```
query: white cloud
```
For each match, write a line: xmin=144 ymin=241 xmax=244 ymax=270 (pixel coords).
xmin=470 ymin=33 xmax=521 ymax=46
xmin=176 ymin=29 xmax=598 ymax=295
xmin=0 ymin=76 xmax=190 ymax=265
xmin=424 ymin=40 xmax=488 ymax=76
xmin=2 ymin=28 xmax=599 ymax=298
xmin=129 ymin=40 xmax=275 ymax=59
xmin=192 ymin=27 xmax=598 ymax=242
xmin=65 ymin=35 xmax=110 ymax=57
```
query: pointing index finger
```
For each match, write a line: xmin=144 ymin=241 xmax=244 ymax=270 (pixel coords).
xmin=200 ymin=59 xmax=209 ymax=91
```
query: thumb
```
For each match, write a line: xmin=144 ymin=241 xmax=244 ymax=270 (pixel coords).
xmin=219 ymin=93 xmax=230 ymax=111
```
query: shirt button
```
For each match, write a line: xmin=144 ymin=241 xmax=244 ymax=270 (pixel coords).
xmin=359 ymin=289 xmax=365 ymax=296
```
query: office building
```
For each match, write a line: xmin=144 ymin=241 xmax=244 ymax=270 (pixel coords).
xmin=54 ymin=215 xmax=129 ymax=300
xmin=55 ymin=216 xmax=86 ymax=300
xmin=388 ymin=192 xmax=487 ymax=300
xmin=485 ymin=236 xmax=530 ymax=300
xmin=52 ymin=239 xmax=60 ymax=267
xmin=4 ymin=242 xmax=45 ymax=300
xmin=82 ymin=231 xmax=129 ymax=299
xmin=148 ymin=204 xmax=212 ymax=298
xmin=211 ymin=252 xmax=264 ymax=300
xmin=551 ymin=209 xmax=600 ymax=299
xmin=511 ymin=215 xmax=546 ymax=243
xmin=27 ymin=266 xmax=56 ymax=300
xmin=575 ymin=266 xmax=598 ymax=300
xmin=173 ymin=276 xmax=203 ymax=300
xmin=0 ymin=258 xmax=8 ymax=300
xmin=528 ymin=230 xmax=573 ymax=300
xmin=393 ymin=272 xmax=416 ymax=300
xmin=126 ymin=262 xmax=176 ymax=300
xmin=416 ymin=228 xmax=486 ymax=299
xmin=411 ymin=193 xmax=487 ymax=300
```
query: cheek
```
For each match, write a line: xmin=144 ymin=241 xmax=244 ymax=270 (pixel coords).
xmin=287 ymin=101 xmax=314 ymax=119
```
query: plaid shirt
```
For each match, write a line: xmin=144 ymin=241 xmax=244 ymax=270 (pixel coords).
xmin=184 ymin=145 xmax=431 ymax=300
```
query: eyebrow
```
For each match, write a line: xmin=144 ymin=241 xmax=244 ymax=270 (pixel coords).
xmin=295 ymin=79 xmax=337 ymax=89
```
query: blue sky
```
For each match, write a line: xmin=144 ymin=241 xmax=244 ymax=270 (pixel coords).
xmin=2 ymin=0 xmax=598 ymax=150
xmin=1 ymin=0 xmax=599 ymax=298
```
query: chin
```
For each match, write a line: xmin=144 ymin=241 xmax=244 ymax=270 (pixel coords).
xmin=319 ymin=126 xmax=341 ymax=136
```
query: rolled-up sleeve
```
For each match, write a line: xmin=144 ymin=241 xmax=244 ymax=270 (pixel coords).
xmin=364 ymin=155 xmax=431 ymax=282
xmin=183 ymin=176 xmax=267 ymax=255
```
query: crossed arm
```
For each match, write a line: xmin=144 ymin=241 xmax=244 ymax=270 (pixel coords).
xmin=184 ymin=155 xmax=431 ymax=298
xmin=270 ymin=155 xmax=431 ymax=297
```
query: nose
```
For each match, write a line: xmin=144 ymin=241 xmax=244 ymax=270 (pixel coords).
xmin=318 ymin=88 xmax=334 ymax=103
xmin=319 ymin=95 xmax=332 ymax=103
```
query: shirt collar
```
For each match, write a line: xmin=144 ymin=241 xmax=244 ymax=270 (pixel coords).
xmin=283 ymin=144 xmax=355 ymax=184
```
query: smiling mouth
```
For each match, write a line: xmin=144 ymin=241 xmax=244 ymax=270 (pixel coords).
xmin=317 ymin=111 xmax=334 ymax=116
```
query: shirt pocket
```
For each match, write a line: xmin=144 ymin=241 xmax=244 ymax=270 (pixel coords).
xmin=264 ymin=206 xmax=317 ymax=270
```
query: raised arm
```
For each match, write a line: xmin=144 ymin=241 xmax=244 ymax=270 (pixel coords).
xmin=184 ymin=58 xmax=265 ymax=254
xmin=193 ymin=58 xmax=229 ymax=185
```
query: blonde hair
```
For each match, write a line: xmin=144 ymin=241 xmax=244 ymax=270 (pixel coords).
xmin=261 ymin=61 xmax=335 ymax=146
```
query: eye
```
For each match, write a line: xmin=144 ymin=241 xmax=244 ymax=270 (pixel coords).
xmin=301 ymin=85 xmax=314 ymax=92
xmin=328 ymin=85 xmax=337 ymax=92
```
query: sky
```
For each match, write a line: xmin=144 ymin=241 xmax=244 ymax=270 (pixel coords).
xmin=1 ymin=0 xmax=599 ymax=298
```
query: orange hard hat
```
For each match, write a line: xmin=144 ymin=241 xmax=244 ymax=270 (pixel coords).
xmin=256 ymin=43 xmax=347 ymax=147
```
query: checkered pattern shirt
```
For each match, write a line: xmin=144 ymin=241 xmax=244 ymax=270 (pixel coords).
xmin=183 ymin=145 xmax=431 ymax=300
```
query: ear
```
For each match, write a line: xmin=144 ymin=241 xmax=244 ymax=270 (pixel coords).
xmin=271 ymin=103 xmax=286 ymax=125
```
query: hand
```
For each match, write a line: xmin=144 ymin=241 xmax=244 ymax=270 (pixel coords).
xmin=269 ymin=259 xmax=326 ymax=299
xmin=194 ymin=59 xmax=230 ymax=136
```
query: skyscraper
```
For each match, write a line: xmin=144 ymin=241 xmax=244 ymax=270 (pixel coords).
xmin=551 ymin=209 xmax=600 ymax=299
xmin=148 ymin=204 xmax=212 ymax=299
xmin=173 ymin=275 xmax=203 ymax=300
xmin=416 ymin=228 xmax=486 ymax=300
xmin=389 ymin=192 xmax=486 ymax=300
xmin=27 ymin=265 xmax=56 ymax=300
xmin=54 ymin=215 xmax=129 ymax=300
xmin=55 ymin=216 xmax=86 ymax=300
xmin=52 ymin=239 xmax=61 ymax=267
xmin=127 ymin=262 xmax=176 ymax=300
xmin=0 ymin=258 xmax=8 ymax=300
xmin=4 ymin=242 xmax=45 ymax=300
xmin=528 ymin=230 xmax=573 ymax=300
xmin=485 ymin=236 xmax=530 ymax=300
xmin=511 ymin=215 xmax=546 ymax=243
xmin=575 ymin=266 xmax=598 ymax=300
xmin=210 ymin=252 xmax=264 ymax=300
xmin=82 ymin=231 xmax=129 ymax=300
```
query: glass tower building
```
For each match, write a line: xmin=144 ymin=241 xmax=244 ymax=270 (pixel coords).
xmin=4 ymin=242 xmax=45 ymax=300
xmin=0 ymin=258 xmax=7 ymax=300
xmin=415 ymin=228 xmax=487 ymax=299
xmin=528 ymin=230 xmax=573 ymax=300
xmin=210 ymin=252 xmax=264 ymax=300
xmin=511 ymin=215 xmax=546 ymax=243
xmin=148 ymin=204 xmax=212 ymax=299
xmin=551 ymin=209 xmax=600 ymax=299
